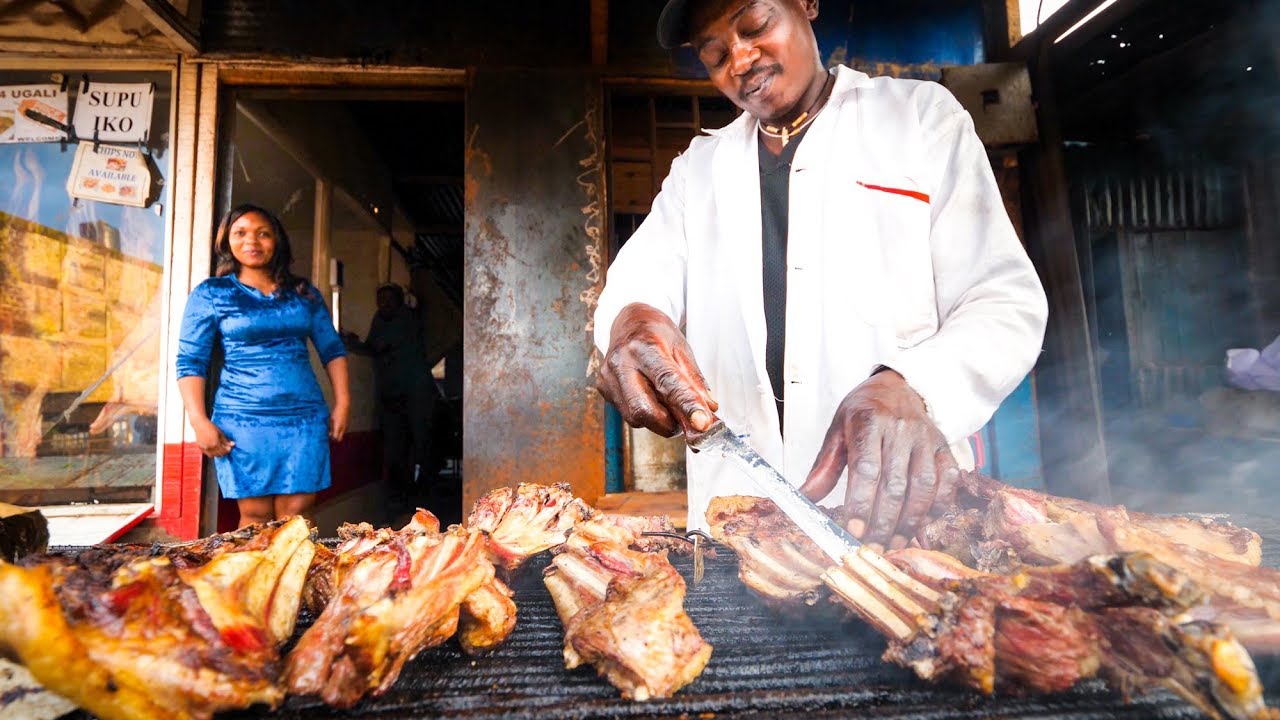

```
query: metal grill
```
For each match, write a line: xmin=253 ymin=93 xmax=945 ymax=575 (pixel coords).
xmin=135 ymin=547 xmax=1280 ymax=720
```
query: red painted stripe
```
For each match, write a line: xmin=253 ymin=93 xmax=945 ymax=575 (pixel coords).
xmin=103 ymin=505 xmax=155 ymax=543
xmin=857 ymin=181 xmax=930 ymax=204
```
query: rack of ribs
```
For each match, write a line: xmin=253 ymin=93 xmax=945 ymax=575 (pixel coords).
xmin=465 ymin=482 xmax=709 ymax=699
xmin=466 ymin=482 xmax=593 ymax=570
xmin=916 ymin=473 xmax=1280 ymax=652
xmin=284 ymin=511 xmax=499 ymax=708
xmin=0 ymin=516 xmax=316 ymax=720
xmin=708 ymin=495 xmax=1277 ymax=720
xmin=543 ymin=515 xmax=713 ymax=700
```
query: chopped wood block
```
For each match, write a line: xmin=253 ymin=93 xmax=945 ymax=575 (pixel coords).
xmin=595 ymin=491 xmax=688 ymax=529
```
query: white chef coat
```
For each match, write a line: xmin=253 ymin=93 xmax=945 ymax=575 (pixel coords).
xmin=593 ymin=66 xmax=1048 ymax=533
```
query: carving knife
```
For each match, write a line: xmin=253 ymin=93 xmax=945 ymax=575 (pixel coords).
xmin=687 ymin=419 xmax=861 ymax=563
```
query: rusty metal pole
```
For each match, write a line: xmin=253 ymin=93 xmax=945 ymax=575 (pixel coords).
xmin=462 ymin=69 xmax=608 ymax=510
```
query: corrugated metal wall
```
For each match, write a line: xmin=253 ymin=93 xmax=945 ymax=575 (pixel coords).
xmin=1076 ymin=154 xmax=1253 ymax=414
xmin=1083 ymin=164 xmax=1237 ymax=231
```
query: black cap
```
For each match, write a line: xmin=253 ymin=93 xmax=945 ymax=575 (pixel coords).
xmin=657 ymin=0 xmax=694 ymax=49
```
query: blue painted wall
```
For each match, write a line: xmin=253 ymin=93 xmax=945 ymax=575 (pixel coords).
xmin=976 ymin=374 xmax=1044 ymax=488
xmin=816 ymin=0 xmax=986 ymax=67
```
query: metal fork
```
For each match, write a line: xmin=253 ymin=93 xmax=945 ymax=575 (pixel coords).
xmin=640 ymin=529 xmax=712 ymax=585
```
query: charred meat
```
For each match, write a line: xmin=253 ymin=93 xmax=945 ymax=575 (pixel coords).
xmin=707 ymin=496 xmax=1276 ymax=720
xmin=467 ymin=482 xmax=593 ymax=570
xmin=705 ymin=495 xmax=844 ymax=617
xmin=917 ymin=473 xmax=1280 ymax=651
xmin=283 ymin=513 xmax=498 ymax=708
xmin=878 ymin=550 xmax=1277 ymax=720
xmin=543 ymin=517 xmax=712 ymax=700
xmin=0 ymin=516 xmax=316 ymax=720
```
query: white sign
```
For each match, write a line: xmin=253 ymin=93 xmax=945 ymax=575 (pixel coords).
xmin=72 ymin=81 xmax=154 ymax=144
xmin=0 ymin=84 xmax=69 ymax=144
xmin=66 ymin=141 xmax=152 ymax=208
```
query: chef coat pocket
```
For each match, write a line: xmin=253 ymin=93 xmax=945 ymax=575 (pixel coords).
xmin=854 ymin=177 xmax=937 ymax=348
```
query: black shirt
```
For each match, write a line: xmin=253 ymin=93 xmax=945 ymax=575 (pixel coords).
xmin=758 ymin=128 xmax=809 ymax=433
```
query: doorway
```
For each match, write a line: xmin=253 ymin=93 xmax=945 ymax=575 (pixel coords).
xmin=210 ymin=88 xmax=464 ymax=534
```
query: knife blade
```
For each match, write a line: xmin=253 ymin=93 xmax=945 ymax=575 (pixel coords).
xmin=688 ymin=419 xmax=861 ymax=564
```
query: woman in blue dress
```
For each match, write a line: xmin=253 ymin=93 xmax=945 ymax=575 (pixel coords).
xmin=176 ymin=204 xmax=350 ymax=529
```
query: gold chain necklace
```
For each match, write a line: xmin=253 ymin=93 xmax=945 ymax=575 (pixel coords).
xmin=760 ymin=71 xmax=835 ymax=147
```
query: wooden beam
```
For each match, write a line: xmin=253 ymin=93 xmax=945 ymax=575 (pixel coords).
xmin=983 ymin=0 xmax=1017 ymax=61
xmin=161 ymin=58 xmax=200 ymax=455
xmin=190 ymin=64 xmax=220 ymax=292
xmin=603 ymin=76 xmax=720 ymax=95
xmin=122 ymin=0 xmax=200 ymax=54
xmin=591 ymin=0 xmax=609 ymax=66
xmin=1004 ymin=0 xmax=1022 ymax=52
xmin=0 ymin=39 xmax=180 ymax=58
xmin=234 ymin=88 xmax=464 ymax=103
xmin=1022 ymin=40 xmax=1111 ymax=502
xmin=213 ymin=62 xmax=465 ymax=89
xmin=313 ymin=179 xmax=332 ymax=292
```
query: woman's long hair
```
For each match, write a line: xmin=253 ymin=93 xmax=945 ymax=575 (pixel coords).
xmin=213 ymin=203 xmax=309 ymax=296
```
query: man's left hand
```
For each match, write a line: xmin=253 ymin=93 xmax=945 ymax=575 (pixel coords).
xmin=798 ymin=370 xmax=960 ymax=548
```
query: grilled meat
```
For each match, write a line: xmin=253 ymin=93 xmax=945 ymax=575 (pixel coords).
xmin=0 ymin=516 xmax=315 ymax=720
xmin=543 ymin=517 xmax=712 ymax=700
xmin=705 ymin=495 xmax=846 ymax=616
xmin=707 ymin=496 xmax=1276 ymax=720
xmin=882 ymin=550 xmax=1277 ymax=720
xmin=284 ymin=514 xmax=496 ymax=708
xmin=916 ymin=473 xmax=1280 ymax=651
xmin=302 ymin=509 xmax=442 ymax=615
xmin=458 ymin=575 xmax=517 ymax=654
xmin=467 ymin=482 xmax=593 ymax=570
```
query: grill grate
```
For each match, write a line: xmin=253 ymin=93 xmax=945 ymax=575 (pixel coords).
xmin=220 ymin=549 xmax=1275 ymax=719
xmin=53 ymin=538 xmax=1280 ymax=720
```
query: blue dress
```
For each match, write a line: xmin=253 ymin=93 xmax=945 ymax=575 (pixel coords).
xmin=176 ymin=276 xmax=347 ymax=499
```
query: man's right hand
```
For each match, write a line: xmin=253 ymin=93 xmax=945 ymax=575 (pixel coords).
xmin=596 ymin=303 xmax=718 ymax=439
xmin=193 ymin=419 xmax=235 ymax=458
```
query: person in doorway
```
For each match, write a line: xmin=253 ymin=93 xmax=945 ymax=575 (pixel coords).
xmin=593 ymin=0 xmax=1049 ymax=543
xmin=176 ymin=203 xmax=350 ymax=529
xmin=343 ymin=283 xmax=437 ymax=506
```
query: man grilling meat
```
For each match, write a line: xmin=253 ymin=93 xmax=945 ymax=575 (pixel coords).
xmin=593 ymin=0 xmax=1048 ymax=544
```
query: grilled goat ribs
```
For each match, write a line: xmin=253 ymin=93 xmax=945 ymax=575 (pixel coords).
xmin=707 ymin=496 xmax=1276 ymax=720
xmin=705 ymin=495 xmax=845 ymax=617
xmin=0 ymin=516 xmax=315 ymax=720
xmin=458 ymin=574 xmax=517 ymax=654
xmin=883 ymin=549 xmax=1277 ymax=720
xmin=284 ymin=513 xmax=497 ymax=708
xmin=467 ymin=482 xmax=593 ymax=570
xmin=917 ymin=473 xmax=1280 ymax=652
xmin=543 ymin=516 xmax=713 ymax=700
